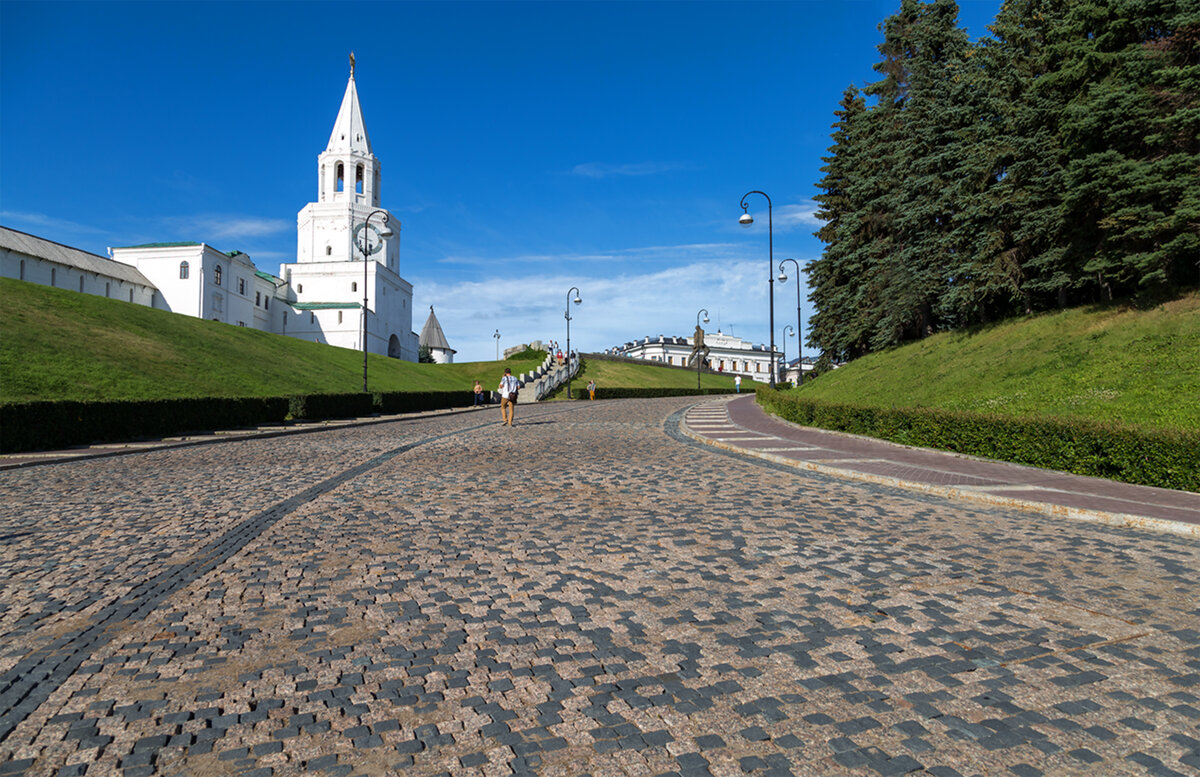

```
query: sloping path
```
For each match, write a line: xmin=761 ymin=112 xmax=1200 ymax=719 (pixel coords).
xmin=682 ymin=394 xmax=1200 ymax=537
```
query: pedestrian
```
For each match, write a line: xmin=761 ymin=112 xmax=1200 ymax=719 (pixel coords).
xmin=498 ymin=367 xmax=520 ymax=427
xmin=587 ymin=379 xmax=596 ymax=400
xmin=473 ymin=380 xmax=485 ymax=406
xmin=735 ymin=375 xmax=741 ymax=393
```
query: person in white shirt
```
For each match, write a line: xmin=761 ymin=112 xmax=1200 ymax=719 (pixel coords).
xmin=498 ymin=367 xmax=520 ymax=427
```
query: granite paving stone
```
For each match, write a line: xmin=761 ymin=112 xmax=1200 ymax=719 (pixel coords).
xmin=0 ymin=398 xmax=1197 ymax=776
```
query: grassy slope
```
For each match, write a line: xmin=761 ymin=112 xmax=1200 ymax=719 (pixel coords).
xmin=794 ymin=295 xmax=1200 ymax=431
xmin=0 ymin=278 xmax=736 ymax=401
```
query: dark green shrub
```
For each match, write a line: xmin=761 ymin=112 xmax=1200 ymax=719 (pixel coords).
xmin=287 ymin=392 xmax=375 ymax=420
xmin=755 ymin=387 xmax=1200 ymax=491
xmin=0 ymin=396 xmax=289 ymax=453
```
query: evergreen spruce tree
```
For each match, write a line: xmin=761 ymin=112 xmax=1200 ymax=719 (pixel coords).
xmin=808 ymin=85 xmax=870 ymax=361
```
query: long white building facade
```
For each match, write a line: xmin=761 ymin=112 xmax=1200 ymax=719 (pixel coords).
xmin=607 ymin=330 xmax=782 ymax=382
xmin=0 ymin=62 xmax=425 ymax=361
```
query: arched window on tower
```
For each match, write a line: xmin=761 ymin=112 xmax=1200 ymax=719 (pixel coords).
xmin=336 ymin=162 xmax=344 ymax=192
xmin=180 ymin=261 xmax=189 ymax=279
xmin=356 ymin=164 xmax=364 ymax=195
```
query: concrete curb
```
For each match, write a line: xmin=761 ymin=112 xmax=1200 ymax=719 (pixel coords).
xmin=680 ymin=404 xmax=1200 ymax=540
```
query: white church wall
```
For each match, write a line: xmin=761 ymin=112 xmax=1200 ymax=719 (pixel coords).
xmin=2 ymin=244 xmax=158 ymax=308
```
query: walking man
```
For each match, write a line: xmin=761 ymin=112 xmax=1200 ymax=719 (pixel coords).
xmin=498 ymin=368 xmax=520 ymax=427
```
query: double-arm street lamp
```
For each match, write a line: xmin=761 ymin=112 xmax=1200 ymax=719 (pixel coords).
xmin=493 ymin=329 xmax=501 ymax=361
xmin=565 ymin=286 xmax=582 ymax=398
xmin=696 ymin=308 xmax=710 ymax=390
xmin=781 ymin=324 xmax=795 ymax=384
xmin=778 ymin=258 xmax=803 ymax=385
xmin=739 ymin=191 xmax=775 ymax=387
xmin=356 ymin=209 xmax=392 ymax=392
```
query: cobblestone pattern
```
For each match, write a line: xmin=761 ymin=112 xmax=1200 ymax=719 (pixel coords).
xmin=1 ymin=398 xmax=1198 ymax=777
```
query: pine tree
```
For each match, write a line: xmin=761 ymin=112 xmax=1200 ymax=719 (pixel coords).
xmin=808 ymin=85 xmax=870 ymax=361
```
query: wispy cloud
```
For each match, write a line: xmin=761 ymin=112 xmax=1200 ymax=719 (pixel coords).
xmin=775 ymin=202 xmax=822 ymax=230
xmin=0 ymin=210 xmax=110 ymax=236
xmin=168 ymin=216 xmax=292 ymax=241
xmin=414 ymin=243 xmax=819 ymax=363
xmin=569 ymin=161 xmax=690 ymax=178
xmin=435 ymin=242 xmax=741 ymax=268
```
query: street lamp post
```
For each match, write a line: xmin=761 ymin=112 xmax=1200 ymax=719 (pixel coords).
xmin=565 ymin=287 xmax=582 ymax=398
xmin=782 ymin=324 xmax=794 ymax=385
xmin=355 ymin=209 xmax=393 ymax=393
xmin=493 ymin=329 xmax=501 ymax=361
xmin=778 ymin=258 xmax=803 ymax=385
xmin=739 ymin=191 xmax=775 ymax=387
xmin=695 ymin=308 xmax=710 ymax=390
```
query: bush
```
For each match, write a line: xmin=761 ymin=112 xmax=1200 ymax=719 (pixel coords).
xmin=287 ymin=392 xmax=375 ymax=420
xmin=0 ymin=396 xmax=289 ymax=453
xmin=755 ymin=387 xmax=1200 ymax=491
xmin=0 ymin=390 xmax=481 ymax=453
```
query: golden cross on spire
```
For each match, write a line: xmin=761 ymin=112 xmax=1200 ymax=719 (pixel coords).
xmin=350 ymin=51 xmax=356 ymax=77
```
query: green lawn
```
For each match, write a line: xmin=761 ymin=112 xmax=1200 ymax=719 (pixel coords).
xmin=793 ymin=295 xmax=1200 ymax=432
xmin=0 ymin=278 xmax=737 ymax=402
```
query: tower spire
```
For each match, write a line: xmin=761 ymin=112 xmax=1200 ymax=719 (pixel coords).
xmin=350 ymin=51 xmax=355 ymax=77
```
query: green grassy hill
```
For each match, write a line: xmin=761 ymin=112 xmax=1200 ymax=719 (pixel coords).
xmin=0 ymin=278 xmax=735 ymax=402
xmin=794 ymin=295 xmax=1200 ymax=432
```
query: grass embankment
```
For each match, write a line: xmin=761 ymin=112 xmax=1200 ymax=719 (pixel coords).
xmin=543 ymin=358 xmax=737 ymax=398
xmin=0 ymin=278 xmax=736 ymax=402
xmin=795 ymin=295 xmax=1200 ymax=432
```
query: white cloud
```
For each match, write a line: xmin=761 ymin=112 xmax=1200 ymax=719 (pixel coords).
xmin=0 ymin=210 xmax=109 ymax=236
xmin=173 ymin=216 xmax=292 ymax=241
xmin=569 ymin=161 xmax=689 ymax=178
xmin=773 ymin=202 xmax=822 ymax=231
xmin=414 ymin=244 xmax=818 ymax=363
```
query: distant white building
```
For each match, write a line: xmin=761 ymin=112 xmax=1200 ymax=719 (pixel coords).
xmin=607 ymin=330 xmax=781 ymax=382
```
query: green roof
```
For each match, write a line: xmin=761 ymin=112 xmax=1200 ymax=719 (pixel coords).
xmin=225 ymin=250 xmax=245 ymax=257
xmin=291 ymin=302 xmax=361 ymax=310
xmin=116 ymin=242 xmax=202 ymax=249
xmin=254 ymin=270 xmax=281 ymax=283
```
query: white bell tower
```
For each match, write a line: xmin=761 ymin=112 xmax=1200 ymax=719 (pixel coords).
xmin=295 ymin=54 xmax=399 ymax=270
xmin=282 ymin=54 xmax=417 ymax=362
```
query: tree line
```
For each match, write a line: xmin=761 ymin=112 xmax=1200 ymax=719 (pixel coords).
xmin=807 ymin=0 xmax=1198 ymax=363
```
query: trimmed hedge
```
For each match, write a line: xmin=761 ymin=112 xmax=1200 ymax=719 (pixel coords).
xmin=0 ymin=390 xmax=479 ymax=454
xmin=0 ymin=396 xmax=289 ymax=454
xmin=572 ymin=387 xmax=735 ymax=400
xmin=756 ymin=387 xmax=1200 ymax=492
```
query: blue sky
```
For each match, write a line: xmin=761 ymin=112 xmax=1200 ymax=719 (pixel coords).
xmin=1 ymin=0 xmax=1002 ymax=362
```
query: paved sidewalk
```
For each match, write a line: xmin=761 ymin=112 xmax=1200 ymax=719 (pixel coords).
xmin=682 ymin=394 xmax=1200 ymax=537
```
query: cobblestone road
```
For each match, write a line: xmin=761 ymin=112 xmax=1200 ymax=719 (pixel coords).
xmin=1 ymin=398 xmax=1198 ymax=777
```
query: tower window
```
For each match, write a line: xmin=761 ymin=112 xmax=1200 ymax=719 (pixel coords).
xmin=264 ymin=297 xmax=269 ymax=310
xmin=356 ymin=164 xmax=364 ymax=194
xmin=214 ymin=265 xmax=223 ymax=286
xmin=297 ymin=284 xmax=303 ymax=294
xmin=338 ymin=311 xmax=343 ymax=324
xmin=351 ymin=282 xmax=357 ymax=292
xmin=180 ymin=260 xmax=189 ymax=279
xmin=238 ymin=277 xmax=246 ymax=295
xmin=336 ymin=162 xmax=344 ymax=192
xmin=326 ymin=246 xmax=332 ymax=256
xmin=256 ymin=291 xmax=261 ymax=306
